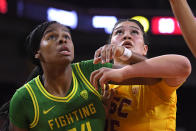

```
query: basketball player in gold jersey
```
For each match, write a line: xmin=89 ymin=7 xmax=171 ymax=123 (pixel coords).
xmin=90 ymin=19 xmax=192 ymax=131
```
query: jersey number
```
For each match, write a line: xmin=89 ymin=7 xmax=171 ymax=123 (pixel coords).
xmin=68 ymin=121 xmax=92 ymax=131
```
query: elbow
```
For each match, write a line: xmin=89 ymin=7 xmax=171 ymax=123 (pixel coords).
xmin=179 ymin=56 xmax=192 ymax=78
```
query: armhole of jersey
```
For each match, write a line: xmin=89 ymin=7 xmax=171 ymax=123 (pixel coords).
xmin=74 ymin=63 xmax=102 ymax=99
xmin=25 ymin=83 xmax=39 ymax=128
xmin=151 ymin=80 xmax=178 ymax=102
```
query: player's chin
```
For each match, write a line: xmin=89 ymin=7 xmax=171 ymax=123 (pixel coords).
xmin=57 ymin=56 xmax=74 ymax=64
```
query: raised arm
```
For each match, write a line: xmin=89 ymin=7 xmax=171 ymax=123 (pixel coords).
xmin=169 ymin=0 xmax=196 ymax=57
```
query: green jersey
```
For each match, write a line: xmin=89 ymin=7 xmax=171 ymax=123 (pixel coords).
xmin=9 ymin=60 xmax=112 ymax=131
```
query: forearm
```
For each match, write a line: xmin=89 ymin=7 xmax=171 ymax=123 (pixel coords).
xmin=128 ymin=51 xmax=147 ymax=64
xmin=114 ymin=48 xmax=147 ymax=66
xmin=169 ymin=0 xmax=196 ymax=57
xmin=110 ymin=77 xmax=161 ymax=85
xmin=121 ymin=54 xmax=191 ymax=80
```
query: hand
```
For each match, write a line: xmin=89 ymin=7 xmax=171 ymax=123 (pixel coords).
xmin=90 ymin=67 xmax=123 ymax=89
xmin=102 ymin=84 xmax=116 ymax=117
xmin=93 ymin=44 xmax=125 ymax=64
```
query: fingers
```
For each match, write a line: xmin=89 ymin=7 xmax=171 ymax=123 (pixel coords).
xmin=94 ymin=47 xmax=102 ymax=64
xmin=114 ymin=46 xmax=125 ymax=57
xmin=105 ymin=45 xmax=114 ymax=63
xmin=90 ymin=68 xmax=107 ymax=90
xmin=111 ymin=45 xmax=116 ymax=58
xmin=101 ymin=46 xmax=106 ymax=63
xmin=93 ymin=44 xmax=118 ymax=64
xmin=102 ymin=84 xmax=109 ymax=101
xmin=102 ymin=84 xmax=114 ymax=117
xmin=93 ymin=57 xmax=102 ymax=64
xmin=93 ymin=46 xmax=108 ymax=64
xmin=90 ymin=70 xmax=101 ymax=90
xmin=90 ymin=67 xmax=110 ymax=90
xmin=102 ymin=85 xmax=116 ymax=110
xmin=99 ymin=75 xmax=108 ymax=89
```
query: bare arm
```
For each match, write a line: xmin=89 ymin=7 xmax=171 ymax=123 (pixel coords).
xmin=112 ymin=51 xmax=148 ymax=68
xmin=111 ymin=50 xmax=161 ymax=86
xmin=93 ymin=44 xmax=147 ymax=65
xmin=9 ymin=122 xmax=28 ymax=131
xmin=117 ymin=54 xmax=191 ymax=87
xmin=91 ymin=54 xmax=191 ymax=90
xmin=92 ymin=44 xmax=160 ymax=86
xmin=169 ymin=0 xmax=196 ymax=57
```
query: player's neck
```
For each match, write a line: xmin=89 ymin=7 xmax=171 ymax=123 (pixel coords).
xmin=42 ymin=66 xmax=72 ymax=97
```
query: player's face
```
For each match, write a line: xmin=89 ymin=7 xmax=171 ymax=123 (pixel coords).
xmin=111 ymin=21 xmax=148 ymax=55
xmin=35 ymin=23 xmax=74 ymax=65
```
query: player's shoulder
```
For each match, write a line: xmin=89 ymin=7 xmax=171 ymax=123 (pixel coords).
xmin=12 ymin=77 xmax=38 ymax=101
xmin=72 ymin=59 xmax=93 ymax=66
xmin=12 ymin=85 xmax=29 ymax=101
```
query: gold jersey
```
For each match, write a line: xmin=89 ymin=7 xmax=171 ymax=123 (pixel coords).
xmin=106 ymin=80 xmax=179 ymax=131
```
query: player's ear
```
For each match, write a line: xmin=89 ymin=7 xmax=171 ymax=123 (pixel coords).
xmin=143 ymin=44 xmax=148 ymax=56
xmin=35 ymin=50 xmax=41 ymax=59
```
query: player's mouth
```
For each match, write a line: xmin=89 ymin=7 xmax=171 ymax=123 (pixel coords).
xmin=121 ymin=40 xmax=133 ymax=49
xmin=58 ymin=45 xmax=71 ymax=56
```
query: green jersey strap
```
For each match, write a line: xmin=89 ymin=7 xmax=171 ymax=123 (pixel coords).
xmin=74 ymin=63 xmax=102 ymax=99
xmin=25 ymin=84 xmax=39 ymax=128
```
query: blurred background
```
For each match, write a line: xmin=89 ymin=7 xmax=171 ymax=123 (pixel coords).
xmin=0 ymin=0 xmax=195 ymax=130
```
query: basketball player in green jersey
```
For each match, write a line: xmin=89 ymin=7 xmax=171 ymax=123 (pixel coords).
xmin=9 ymin=21 xmax=116 ymax=131
xmin=90 ymin=19 xmax=192 ymax=131
xmin=9 ymin=20 xmax=157 ymax=131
